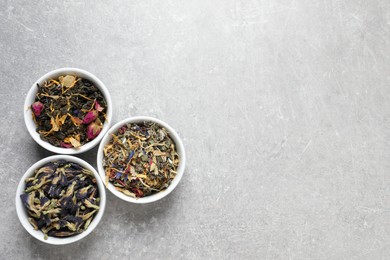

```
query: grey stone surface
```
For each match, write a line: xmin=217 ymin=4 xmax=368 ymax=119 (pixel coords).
xmin=1 ymin=0 xmax=390 ymax=259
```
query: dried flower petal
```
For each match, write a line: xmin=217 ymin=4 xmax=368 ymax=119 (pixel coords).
xmin=69 ymin=114 xmax=83 ymax=126
xmin=32 ymin=102 xmax=44 ymax=116
xmin=60 ymin=142 xmax=73 ymax=148
xmin=94 ymin=101 xmax=104 ymax=112
xmin=69 ymin=137 xmax=81 ymax=148
xmin=133 ymin=188 xmax=144 ymax=197
xmin=50 ymin=117 xmax=59 ymax=132
xmin=21 ymin=160 xmax=100 ymax=239
xmin=82 ymin=110 xmax=98 ymax=124
xmin=59 ymin=75 xmax=76 ymax=88
xmin=86 ymin=120 xmax=103 ymax=140
xmin=56 ymin=114 xmax=67 ymax=128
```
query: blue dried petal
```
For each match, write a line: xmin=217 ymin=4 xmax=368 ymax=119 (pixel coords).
xmin=88 ymin=187 xmax=97 ymax=199
xmin=40 ymin=196 xmax=49 ymax=206
xmin=75 ymin=186 xmax=90 ymax=200
xmin=86 ymin=187 xmax=95 ymax=197
xmin=59 ymin=174 xmax=67 ymax=186
xmin=59 ymin=208 xmax=68 ymax=218
xmin=70 ymin=205 xmax=78 ymax=215
xmin=20 ymin=193 xmax=30 ymax=209
xmin=42 ymin=184 xmax=50 ymax=194
xmin=115 ymin=172 xmax=122 ymax=179
xmin=60 ymin=196 xmax=74 ymax=211
xmin=69 ymin=162 xmax=82 ymax=171
xmin=63 ymin=215 xmax=74 ymax=222
xmin=74 ymin=182 xmax=84 ymax=191
xmin=48 ymin=185 xmax=57 ymax=197
xmin=59 ymin=219 xmax=67 ymax=228
xmin=128 ymin=150 xmax=135 ymax=161
xmin=54 ymin=186 xmax=63 ymax=198
xmin=64 ymin=170 xmax=78 ymax=176
xmin=44 ymin=214 xmax=51 ymax=226
xmin=37 ymin=172 xmax=50 ymax=181
xmin=85 ymin=178 xmax=94 ymax=186
xmin=76 ymin=189 xmax=90 ymax=200
xmin=64 ymin=215 xmax=83 ymax=224
xmin=124 ymin=174 xmax=128 ymax=182
xmin=25 ymin=181 xmax=34 ymax=189
xmin=56 ymin=160 xmax=67 ymax=167
xmin=41 ymin=162 xmax=57 ymax=170
xmin=37 ymin=215 xmax=46 ymax=229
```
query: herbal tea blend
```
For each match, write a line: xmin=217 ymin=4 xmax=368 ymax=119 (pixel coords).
xmin=31 ymin=75 xmax=107 ymax=148
xmin=103 ymin=122 xmax=179 ymax=198
xmin=20 ymin=160 xmax=100 ymax=239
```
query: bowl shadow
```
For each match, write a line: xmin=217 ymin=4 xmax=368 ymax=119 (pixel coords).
xmin=34 ymin=141 xmax=99 ymax=167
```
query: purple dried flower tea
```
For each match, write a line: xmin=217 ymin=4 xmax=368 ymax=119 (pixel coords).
xmin=20 ymin=160 xmax=100 ymax=240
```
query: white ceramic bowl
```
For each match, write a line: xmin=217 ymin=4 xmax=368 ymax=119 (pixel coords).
xmin=24 ymin=68 xmax=112 ymax=154
xmin=15 ymin=155 xmax=106 ymax=245
xmin=97 ymin=116 xmax=186 ymax=203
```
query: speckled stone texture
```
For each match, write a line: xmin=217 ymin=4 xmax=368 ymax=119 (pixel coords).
xmin=1 ymin=0 xmax=390 ymax=259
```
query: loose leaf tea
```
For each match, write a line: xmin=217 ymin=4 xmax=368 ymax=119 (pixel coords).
xmin=103 ymin=122 xmax=179 ymax=198
xmin=20 ymin=160 xmax=100 ymax=239
xmin=31 ymin=75 xmax=107 ymax=148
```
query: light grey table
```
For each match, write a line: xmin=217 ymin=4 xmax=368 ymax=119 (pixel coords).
xmin=1 ymin=0 xmax=390 ymax=259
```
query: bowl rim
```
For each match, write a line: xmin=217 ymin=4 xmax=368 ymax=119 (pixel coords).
xmin=97 ymin=116 xmax=186 ymax=204
xmin=23 ymin=67 xmax=112 ymax=154
xmin=15 ymin=155 xmax=106 ymax=245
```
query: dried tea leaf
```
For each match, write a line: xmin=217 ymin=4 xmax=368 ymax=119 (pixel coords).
xmin=31 ymin=75 xmax=107 ymax=148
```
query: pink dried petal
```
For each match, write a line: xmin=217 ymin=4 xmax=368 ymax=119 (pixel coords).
xmin=60 ymin=142 xmax=73 ymax=148
xmin=32 ymin=101 xmax=44 ymax=116
xmin=82 ymin=110 xmax=98 ymax=124
xmin=94 ymin=101 xmax=104 ymax=112
xmin=118 ymin=126 xmax=128 ymax=134
xmin=86 ymin=121 xmax=103 ymax=140
xmin=133 ymin=188 xmax=144 ymax=197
